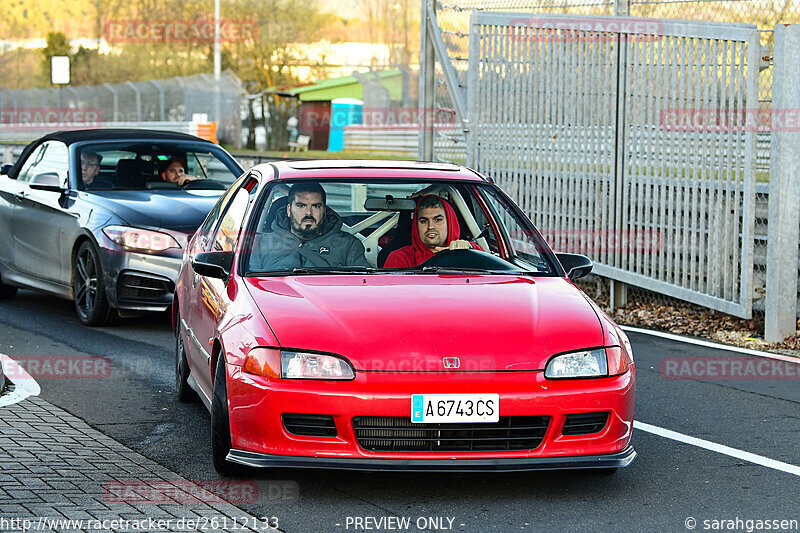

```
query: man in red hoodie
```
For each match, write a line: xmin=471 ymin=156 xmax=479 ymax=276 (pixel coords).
xmin=383 ymin=195 xmax=479 ymax=268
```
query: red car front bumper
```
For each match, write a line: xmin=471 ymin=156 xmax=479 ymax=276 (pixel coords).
xmin=225 ymin=365 xmax=636 ymax=471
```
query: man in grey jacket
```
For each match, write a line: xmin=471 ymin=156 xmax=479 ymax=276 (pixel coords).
xmin=250 ymin=182 xmax=369 ymax=271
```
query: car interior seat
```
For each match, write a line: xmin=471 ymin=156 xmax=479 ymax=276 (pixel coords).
xmin=376 ymin=210 xmax=412 ymax=268
xmin=115 ymin=159 xmax=146 ymax=189
xmin=261 ymin=196 xmax=289 ymax=233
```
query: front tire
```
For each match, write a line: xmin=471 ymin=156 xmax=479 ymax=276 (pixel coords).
xmin=0 ymin=271 xmax=17 ymax=299
xmin=211 ymin=353 xmax=242 ymax=476
xmin=73 ymin=241 xmax=115 ymax=326
xmin=175 ymin=325 xmax=197 ymax=403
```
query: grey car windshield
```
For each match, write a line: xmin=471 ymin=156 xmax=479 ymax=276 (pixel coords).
xmin=77 ymin=142 xmax=240 ymax=190
xmin=243 ymin=180 xmax=557 ymax=275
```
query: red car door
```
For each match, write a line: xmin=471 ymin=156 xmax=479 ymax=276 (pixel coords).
xmin=187 ymin=176 xmax=258 ymax=399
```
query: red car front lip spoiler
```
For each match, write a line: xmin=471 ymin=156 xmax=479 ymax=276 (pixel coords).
xmin=226 ymin=445 xmax=636 ymax=472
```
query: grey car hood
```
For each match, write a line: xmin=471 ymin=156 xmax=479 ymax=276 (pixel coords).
xmin=81 ymin=189 xmax=224 ymax=231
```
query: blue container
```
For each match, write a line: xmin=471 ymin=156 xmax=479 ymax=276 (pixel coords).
xmin=328 ymin=98 xmax=363 ymax=151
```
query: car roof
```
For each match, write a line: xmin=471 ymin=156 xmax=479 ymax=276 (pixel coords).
xmin=263 ymin=159 xmax=487 ymax=182
xmin=36 ymin=129 xmax=212 ymax=145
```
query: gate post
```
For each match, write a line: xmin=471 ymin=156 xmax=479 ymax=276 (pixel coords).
xmin=418 ymin=0 xmax=436 ymax=161
xmin=765 ymin=24 xmax=800 ymax=342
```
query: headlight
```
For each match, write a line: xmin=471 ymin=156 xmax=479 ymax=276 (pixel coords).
xmin=102 ymin=225 xmax=180 ymax=252
xmin=545 ymin=348 xmax=608 ymax=379
xmin=281 ymin=350 xmax=355 ymax=380
xmin=243 ymin=348 xmax=355 ymax=380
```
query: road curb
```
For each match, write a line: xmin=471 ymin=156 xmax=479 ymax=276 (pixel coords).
xmin=0 ymin=353 xmax=41 ymax=407
xmin=621 ymin=326 xmax=800 ymax=364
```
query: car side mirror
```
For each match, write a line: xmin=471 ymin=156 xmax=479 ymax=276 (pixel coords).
xmin=192 ymin=251 xmax=234 ymax=279
xmin=1 ymin=164 xmax=13 ymax=177
xmin=556 ymin=253 xmax=593 ymax=280
xmin=29 ymin=172 xmax=66 ymax=192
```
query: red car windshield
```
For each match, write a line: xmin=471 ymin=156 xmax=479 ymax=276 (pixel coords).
xmin=242 ymin=180 xmax=557 ymax=275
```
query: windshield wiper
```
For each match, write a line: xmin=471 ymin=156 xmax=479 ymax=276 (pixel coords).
xmin=290 ymin=267 xmax=379 ymax=274
xmin=419 ymin=266 xmax=494 ymax=274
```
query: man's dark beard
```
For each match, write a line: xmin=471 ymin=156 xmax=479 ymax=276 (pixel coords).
xmin=292 ymin=217 xmax=322 ymax=240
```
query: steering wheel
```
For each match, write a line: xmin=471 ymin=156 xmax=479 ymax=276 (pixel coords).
xmin=417 ymin=248 xmax=519 ymax=271
xmin=181 ymin=179 xmax=227 ymax=190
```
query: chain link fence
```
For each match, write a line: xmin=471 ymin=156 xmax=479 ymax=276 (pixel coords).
xmin=425 ymin=0 xmax=800 ymax=341
xmin=0 ymin=71 xmax=243 ymax=146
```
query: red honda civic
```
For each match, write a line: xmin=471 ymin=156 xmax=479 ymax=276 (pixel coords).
xmin=174 ymin=160 xmax=636 ymax=476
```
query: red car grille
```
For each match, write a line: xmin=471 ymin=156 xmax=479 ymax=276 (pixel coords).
xmin=352 ymin=416 xmax=550 ymax=452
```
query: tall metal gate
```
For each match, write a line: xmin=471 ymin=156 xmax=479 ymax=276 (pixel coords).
xmin=466 ymin=12 xmax=760 ymax=318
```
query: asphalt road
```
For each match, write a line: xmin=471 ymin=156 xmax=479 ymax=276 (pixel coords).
xmin=1 ymin=289 xmax=798 ymax=533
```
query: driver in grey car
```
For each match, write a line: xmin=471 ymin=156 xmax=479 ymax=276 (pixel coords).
xmin=161 ymin=157 xmax=198 ymax=186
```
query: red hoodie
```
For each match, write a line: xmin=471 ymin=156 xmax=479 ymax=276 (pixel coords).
xmin=384 ymin=195 xmax=479 ymax=268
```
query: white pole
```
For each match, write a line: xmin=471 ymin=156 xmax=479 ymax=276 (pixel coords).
xmin=214 ymin=0 xmax=221 ymax=130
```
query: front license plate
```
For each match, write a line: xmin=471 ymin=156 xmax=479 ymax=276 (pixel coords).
xmin=411 ymin=394 xmax=499 ymax=423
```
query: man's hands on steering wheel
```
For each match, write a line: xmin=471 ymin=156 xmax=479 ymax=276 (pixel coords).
xmin=432 ymin=239 xmax=472 ymax=253
xmin=417 ymin=248 xmax=519 ymax=271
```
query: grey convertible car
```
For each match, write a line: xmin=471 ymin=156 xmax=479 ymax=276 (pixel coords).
xmin=0 ymin=130 xmax=244 ymax=325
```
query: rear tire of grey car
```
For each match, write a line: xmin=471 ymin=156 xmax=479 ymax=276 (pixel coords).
xmin=0 ymin=272 xmax=17 ymax=299
xmin=211 ymin=354 xmax=243 ymax=477
xmin=175 ymin=326 xmax=197 ymax=403
xmin=73 ymin=241 xmax=115 ymax=327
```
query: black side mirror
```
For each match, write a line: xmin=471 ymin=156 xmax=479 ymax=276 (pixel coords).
xmin=556 ymin=253 xmax=593 ymax=280
xmin=29 ymin=172 xmax=66 ymax=192
xmin=1 ymin=164 xmax=13 ymax=177
xmin=192 ymin=251 xmax=234 ymax=279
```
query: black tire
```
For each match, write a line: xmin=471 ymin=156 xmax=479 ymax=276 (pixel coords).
xmin=0 ymin=271 xmax=18 ymax=299
xmin=211 ymin=353 xmax=243 ymax=476
xmin=175 ymin=326 xmax=197 ymax=403
xmin=73 ymin=241 xmax=115 ymax=326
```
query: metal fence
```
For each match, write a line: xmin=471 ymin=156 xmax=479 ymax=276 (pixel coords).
xmin=466 ymin=13 xmax=760 ymax=317
xmin=420 ymin=0 xmax=800 ymax=340
xmin=0 ymin=71 xmax=243 ymax=146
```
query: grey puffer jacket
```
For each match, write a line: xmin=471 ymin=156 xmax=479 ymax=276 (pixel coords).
xmin=250 ymin=206 xmax=369 ymax=271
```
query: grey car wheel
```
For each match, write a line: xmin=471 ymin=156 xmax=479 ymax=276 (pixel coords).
xmin=73 ymin=241 xmax=115 ymax=326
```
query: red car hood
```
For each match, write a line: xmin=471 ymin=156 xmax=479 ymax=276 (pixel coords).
xmin=244 ymin=275 xmax=604 ymax=372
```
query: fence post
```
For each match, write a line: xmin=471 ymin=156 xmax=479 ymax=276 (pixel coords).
xmin=126 ymin=81 xmax=142 ymax=122
xmin=765 ymin=24 xmax=800 ymax=342
xmin=418 ymin=0 xmax=436 ymax=161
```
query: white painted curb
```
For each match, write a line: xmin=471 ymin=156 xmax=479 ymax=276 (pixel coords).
xmin=0 ymin=353 xmax=41 ymax=407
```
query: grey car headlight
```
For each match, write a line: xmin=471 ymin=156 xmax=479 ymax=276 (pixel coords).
xmin=102 ymin=225 xmax=180 ymax=252
xmin=545 ymin=349 xmax=608 ymax=379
